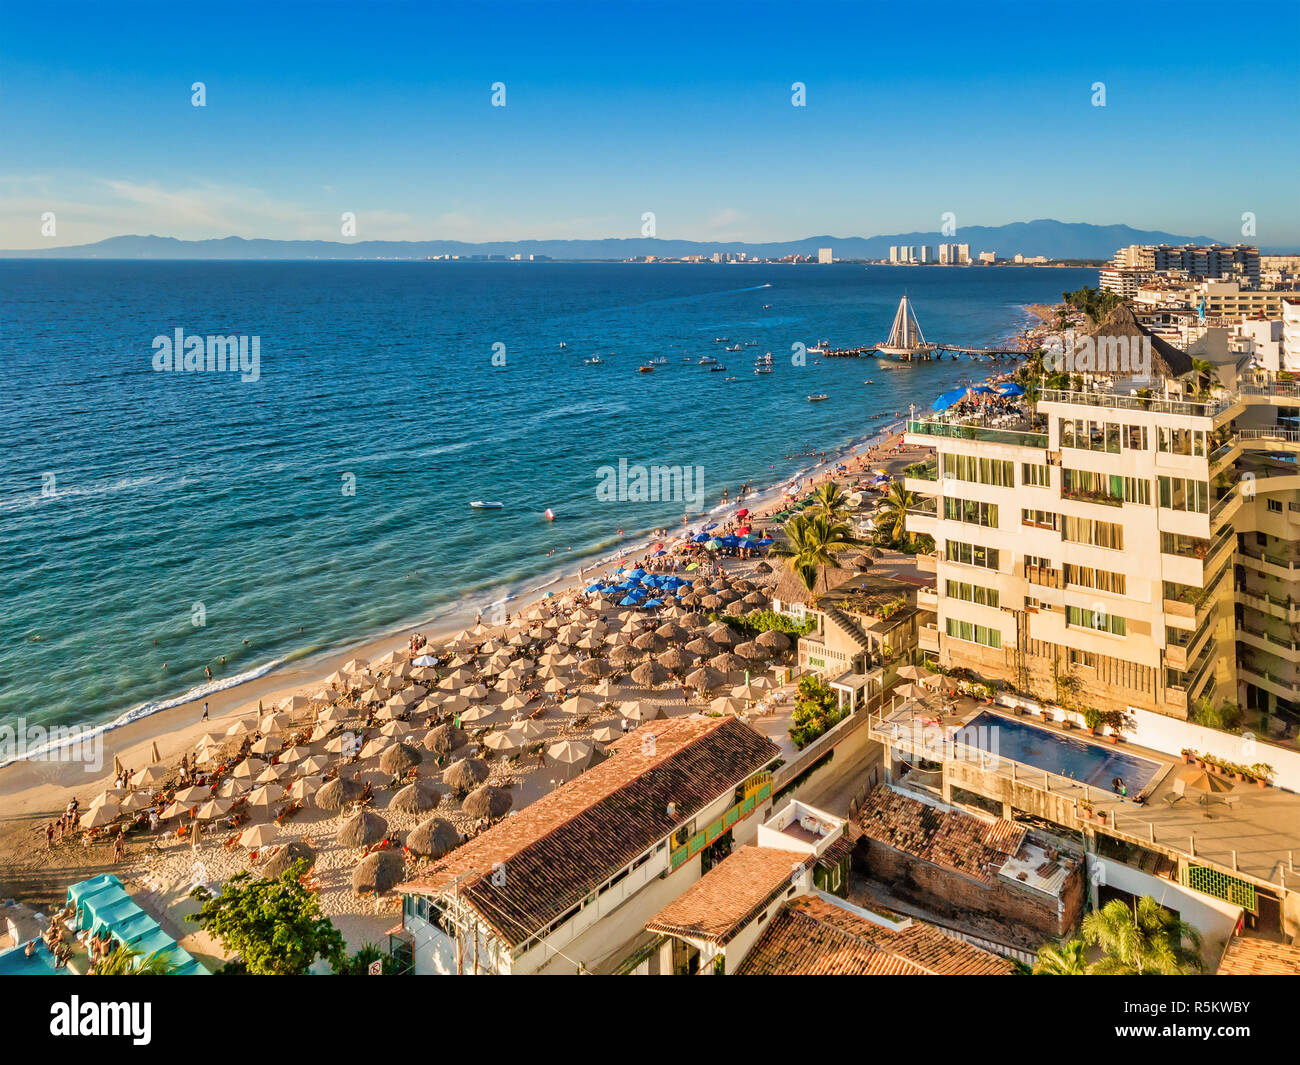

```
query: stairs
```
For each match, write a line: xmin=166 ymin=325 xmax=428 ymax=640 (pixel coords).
xmin=823 ymin=606 xmax=873 ymax=654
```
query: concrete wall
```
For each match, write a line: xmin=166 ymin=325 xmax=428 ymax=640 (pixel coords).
xmin=1124 ymin=706 xmax=1300 ymax=793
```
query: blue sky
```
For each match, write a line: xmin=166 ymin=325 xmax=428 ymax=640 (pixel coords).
xmin=2 ymin=0 xmax=1297 ymax=247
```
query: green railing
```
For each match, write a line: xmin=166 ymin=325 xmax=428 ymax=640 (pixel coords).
xmin=906 ymin=419 xmax=1048 ymax=449
xmin=669 ymin=775 xmax=772 ymax=870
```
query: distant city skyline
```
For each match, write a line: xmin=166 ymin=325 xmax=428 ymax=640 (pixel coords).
xmin=2 ymin=0 xmax=1298 ymax=248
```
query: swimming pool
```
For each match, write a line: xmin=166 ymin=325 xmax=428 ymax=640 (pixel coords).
xmin=0 ymin=939 xmax=68 ymax=975
xmin=957 ymin=711 xmax=1160 ymax=792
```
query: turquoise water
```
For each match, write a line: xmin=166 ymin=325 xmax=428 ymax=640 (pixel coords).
xmin=0 ymin=261 xmax=1095 ymax=738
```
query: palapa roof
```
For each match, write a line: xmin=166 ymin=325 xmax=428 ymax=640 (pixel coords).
xmin=736 ymin=896 xmax=1014 ymax=975
xmin=855 ymin=787 xmax=1024 ymax=887
xmin=646 ymin=846 xmax=813 ymax=945
xmin=1078 ymin=303 xmax=1193 ymax=377
xmin=1217 ymin=936 xmax=1300 ymax=976
xmin=396 ymin=715 xmax=779 ymax=949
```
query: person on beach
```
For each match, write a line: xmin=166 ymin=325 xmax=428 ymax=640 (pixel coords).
xmin=201 ymin=701 xmax=209 ymax=720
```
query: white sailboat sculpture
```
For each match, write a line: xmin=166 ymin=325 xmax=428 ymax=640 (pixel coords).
xmin=876 ymin=295 xmax=935 ymax=359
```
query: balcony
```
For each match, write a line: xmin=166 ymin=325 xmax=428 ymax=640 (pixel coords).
xmin=919 ymin=625 xmax=940 ymax=652
xmin=906 ymin=415 xmax=1048 ymax=450
xmin=1025 ymin=563 xmax=1062 ymax=589
xmin=916 ymin=552 xmax=938 ymax=575
xmin=917 ymin=586 xmax=938 ymax=612
xmin=904 ymin=503 xmax=938 ymax=538
xmin=1039 ymin=387 xmax=1232 ymax=420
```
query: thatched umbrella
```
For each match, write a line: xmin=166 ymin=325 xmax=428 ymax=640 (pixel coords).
xmin=659 ymin=647 xmax=696 ymax=673
xmin=755 ymin=629 xmax=791 ymax=652
xmin=654 ymin=621 xmax=687 ymax=642
xmin=722 ymin=599 xmax=746 ymax=617
xmin=708 ymin=625 xmax=739 ymax=647
xmin=709 ymin=652 xmax=745 ymax=673
xmin=631 ymin=661 xmax=669 ymax=688
xmin=407 ymin=817 xmax=460 ymax=859
xmin=314 ymin=776 xmax=364 ymax=811
xmin=632 ymin=632 xmax=667 ymax=654
xmin=685 ymin=666 xmax=724 ymax=692
xmin=755 ymin=560 xmax=773 ymax=573
xmin=679 ymin=611 xmax=709 ymax=629
xmin=716 ymin=588 xmax=742 ymax=604
xmin=462 ymin=784 xmax=513 ymax=820
xmin=352 ymin=850 xmax=405 ymax=895
xmin=444 ymin=757 xmax=489 ymax=793
xmin=337 ymin=809 xmax=388 ymax=848
xmin=700 ymin=594 xmax=723 ymax=610
xmin=422 ymin=724 xmax=465 ymax=755
xmin=609 ymin=646 xmax=639 ymax=669
xmin=733 ymin=640 xmax=768 ymax=662
xmin=379 ymin=742 xmax=424 ymax=776
xmin=578 ymin=657 xmax=612 ymax=680
xmin=262 ymin=840 xmax=316 ymax=879
xmin=390 ymin=781 xmax=442 ymax=814
xmin=679 ymin=592 xmax=702 ymax=608
xmin=683 ymin=636 xmax=717 ymax=658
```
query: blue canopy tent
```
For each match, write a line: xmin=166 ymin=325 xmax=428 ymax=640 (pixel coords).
xmin=618 ymin=595 xmax=640 ymax=606
xmin=969 ymin=384 xmax=995 ymax=394
xmin=996 ymin=382 xmax=1026 ymax=397
xmin=931 ymin=386 xmax=967 ymax=412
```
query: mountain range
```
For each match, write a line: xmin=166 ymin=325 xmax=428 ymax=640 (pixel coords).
xmin=5 ymin=219 xmax=1266 ymax=261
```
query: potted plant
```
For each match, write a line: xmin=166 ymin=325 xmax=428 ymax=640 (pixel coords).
xmin=1078 ymin=799 xmax=1093 ymax=822
xmin=1082 ymin=707 xmax=1102 ymax=735
xmin=1181 ymin=748 xmax=1194 ymax=764
xmin=1251 ymin=763 xmax=1275 ymax=789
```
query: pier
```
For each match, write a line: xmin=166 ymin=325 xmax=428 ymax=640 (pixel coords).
xmin=821 ymin=296 xmax=1030 ymax=361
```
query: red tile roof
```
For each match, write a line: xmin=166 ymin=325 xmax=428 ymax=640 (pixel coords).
xmin=855 ymin=787 xmax=1023 ymax=885
xmin=646 ymin=846 xmax=813 ymax=944
xmin=736 ymin=896 xmax=1015 ymax=975
xmin=1217 ymin=936 xmax=1300 ymax=975
xmin=397 ymin=715 xmax=779 ymax=949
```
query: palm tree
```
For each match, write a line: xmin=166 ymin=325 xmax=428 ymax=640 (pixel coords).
xmin=875 ymin=482 xmax=918 ymax=547
xmin=1081 ymin=896 xmax=1202 ymax=974
xmin=91 ymin=944 xmax=177 ymax=975
xmin=772 ymin=512 xmax=859 ymax=599
xmin=1033 ymin=939 xmax=1087 ymax=975
xmin=1189 ymin=358 xmax=1219 ymax=398
xmin=809 ymin=481 xmax=852 ymax=521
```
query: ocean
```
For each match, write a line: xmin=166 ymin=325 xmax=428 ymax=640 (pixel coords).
xmin=0 ymin=260 xmax=1096 ymax=739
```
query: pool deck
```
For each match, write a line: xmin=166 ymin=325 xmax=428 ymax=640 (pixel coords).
xmin=870 ymin=697 xmax=1300 ymax=891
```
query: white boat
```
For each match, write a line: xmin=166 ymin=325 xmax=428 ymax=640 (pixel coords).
xmin=698 ymin=355 xmax=717 ymax=365
xmin=470 ymin=501 xmax=505 ymax=509
xmin=807 ymin=394 xmax=829 ymax=402
xmin=584 ymin=356 xmax=603 ymax=365
xmin=650 ymin=356 xmax=668 ymax=365
xmin=754 ymin=367 xmax=773 ymax=375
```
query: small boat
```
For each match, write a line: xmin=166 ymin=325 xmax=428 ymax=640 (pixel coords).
xmin=762 ymin=304 xmax=771 ymax=309
xmin=754 ymin=367 xmax=773 ymax=375
xmin=698 ymin=355 xmax=717 ymax=365
xmin=745 ymin=340 xmax=758 ymax=347
xmin=650 ymin=356 xmax=668 ymax=365
xmin=710 ymin=364 xmax=727 ymax=372
xmin=470 ymin=500 xmax=504 ymax=509
xmin=724 ymin=376 xmax=738 ymax=382
xmin=637 ymin=364 xmax=655 ymax=373
xmin=726 ymin=344 xmax=742 ymax=352
xmin=584 ymin=356 xmax=603 ymax=365
xmin=558 ymin=342 xmax=567 ymax=349
xmin=713 ymin=337 xmax=730 ymax=343
xmin=682 ymin=355 xmax=694 ymax=363
xmin=807 ymin=394 xmax=829 ymax=402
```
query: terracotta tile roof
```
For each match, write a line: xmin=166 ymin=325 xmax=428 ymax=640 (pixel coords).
xmin=397 ymin=715 xmax=779 ymax=949
xmin=1217 ymin=936 xmax=1300 ymax=975
xmin=646 ymin=846 xmax=813 ymax=944
xmin=736 ymin=896 xmax=1015 ymax=975
xmin=855 ymin=787 xmax=1023 ymax=885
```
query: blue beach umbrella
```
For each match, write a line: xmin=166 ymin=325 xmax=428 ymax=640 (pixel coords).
xmin=585 ymin=583 xmax=605 ymax=594
xmin=618 ymin=595 xmax=640 ymax=606
xmin=931 ymin=387 xmax=967 ymax=411
xmin=628 ymin=568 xmax=646 ymax=579
xmin=691 ymin=533 xmax=709 ymax=543
xmin=703 ymin=522 xmax=719 ymax=531
xmin=996 ymin=382 xmax=1025 ymax=396
xmin=643 ymin=598 xmax=663 ymax=607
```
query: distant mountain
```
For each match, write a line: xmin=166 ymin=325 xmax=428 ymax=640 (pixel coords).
xmin=3 ymin=220 xmax=1261 ymax=261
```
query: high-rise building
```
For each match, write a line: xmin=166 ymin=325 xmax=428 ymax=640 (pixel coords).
xmin=817 ymin=247 xmax=833 ymax=264
xmin=956 ymin=244 xmax=970 ymax=265
xmin=920 ymin=246 xmax=931 ymax=264
xmin=1111 ymin=244 xmax=1260 ymax=286
xmin=889 ymin=246 xmax=899 ymax=264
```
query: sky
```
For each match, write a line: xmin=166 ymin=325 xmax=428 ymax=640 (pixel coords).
xmin=2 ymin=0 xmax=1298 ymax=248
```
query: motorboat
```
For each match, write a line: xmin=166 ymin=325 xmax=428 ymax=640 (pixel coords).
xmin=470 ymin=500 xmax=505 ymax=509
xmin=807 ymin=394 xmax=829 ymax=402
xmin=637 ymin=364 xmax=655 ymax=373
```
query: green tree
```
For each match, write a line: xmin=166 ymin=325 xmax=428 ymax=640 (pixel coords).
xmin=875 ymin=482 xmax=918 ymax=547
xmin=189 ymin=859 xmax=345 ymax=975
xmin=1081 ymin=896 xmax=1202 ymax=974
xmin=772 ymin=512 xmax=859 ymax=598
xmin=1032 ymin=939 xmax=1087 ymax=975
xmin=91 ymin=945 xmax=177 ymax=975
xmin=336 ymin=942 xmax=402 ymax=975
xmin=1189 ymin=357 xmax=1219 ymax=397
xmin=809 ymin=481 xmax=852 ymax=521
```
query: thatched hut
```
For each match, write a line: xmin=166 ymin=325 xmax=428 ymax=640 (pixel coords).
xmin=261 ymin=840 xmax=315 ymax=879
xmin=631 ymin=661 xmax=669 ymax=688
xmin=578 ymin=657 xmax=612 ymax=680
xmin=337 ymin=809 xmax=388 ymax=848
xmin=314 ymin=776 xmax=364 ymax=812
xmin=406 ymin=816 xmax=461 ymax=859
xmin=632 ymin=632 xmax=667 ymax=653
xmin=352 ymin=850 xmax=405 ymax=895
xmin=462 ymin=784 xmax=513 ymax=821
xmin=390 ymin=781 xmax=441 ymax=814
xmin=444 ymin=756 xmax=489 ymax=793
xmin=659 ymin=647 xmax=696 ymax=673
xmin=421 ymin=724 xmax=465 ymax=755
xmin=755 ymin=629 xmax=791 ymax=652
xmin=379 ymin=742 xmax=423 ymax=776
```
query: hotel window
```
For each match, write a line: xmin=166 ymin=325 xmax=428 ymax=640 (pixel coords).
xmin=1157 ymin=476 xmax=1210 ymax=514
xmin=1061 ymin=418 xmax=1121 ymax=454
xmin=1068 ymin=649 xmax=1098 ymax=668
xmin=942 ymin=454 xmax=1014 ymax=486
xmin=1157 ymin=427 xmax=1206 ymax=456
xmin=943 ymin=497 xmax=999 ymax=527
xmin=1161 ymin=533 xmax=1209 ymax=558
xmin=1124 ymin=425 xmax=1149 ymax=451
xmin=1063 ymin=564 xmax=1127 ymax=595
xmin=1065 ymin=605 xmax=1127 ymax=636
xmin=1021 ymin=508 xmax=1057 ymax=530
xmin=1025 ymin=554 xmax=1052 ymax=570
xmin=946 ymin=539 xmax=1000 ymax=570
xmin=1062 ymin=468 xmax=1150 ymax=506
xmin=1022 ymin=462 xmax=1050 ymax=487
xmin=1061 ymin=515 xmax=1124 ymax=550
xmin=945 ymin=617 xmax=1002 ymax=648
xmin=1268 ymin=499 xmax=1283 ymax=513
xmin=946 ymin=579 xmax=1000 ymax=608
